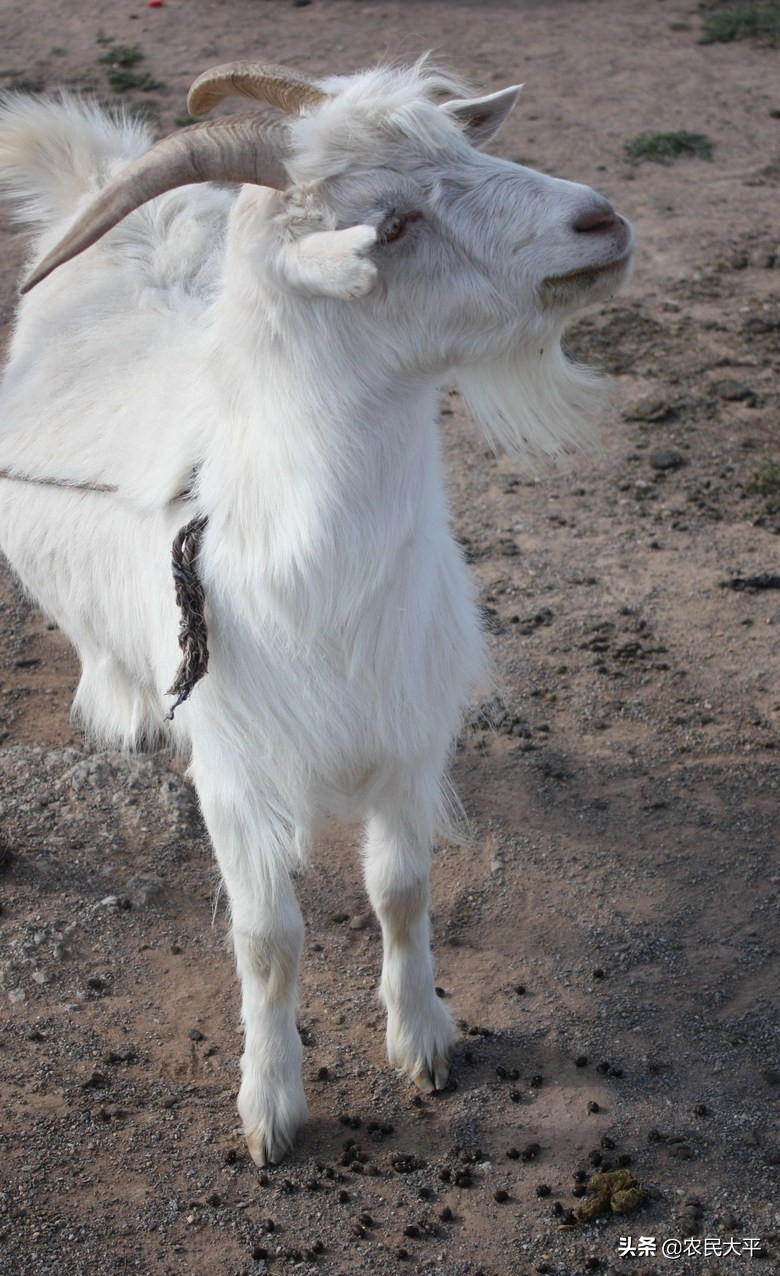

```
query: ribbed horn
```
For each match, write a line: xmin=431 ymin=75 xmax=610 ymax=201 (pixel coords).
xmin=21 ymin=112 xmax=290 ymax=294
xmin=188 ymin=62 xmax=328 ymax=118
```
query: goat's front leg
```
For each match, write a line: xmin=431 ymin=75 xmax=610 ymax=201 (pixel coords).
xmin=363 ymin=790 xmax=455 ymax=1093
xmin=194 ymin=770 xmax=307 ymax=1167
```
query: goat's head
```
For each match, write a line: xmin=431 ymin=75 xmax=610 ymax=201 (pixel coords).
xmin=22 ymin=58 xmax=634 ymax=459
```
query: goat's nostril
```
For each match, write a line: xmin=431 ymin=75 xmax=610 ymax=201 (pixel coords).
xmin=572 ymin=206 xmax=618 ymax=234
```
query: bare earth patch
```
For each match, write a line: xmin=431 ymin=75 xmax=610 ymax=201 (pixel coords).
xmin=0 ymin=3 xmax=777 ymax=1275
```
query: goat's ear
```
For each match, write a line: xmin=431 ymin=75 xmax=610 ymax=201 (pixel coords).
xmin=441 ymin=85 xmax=522 ymax=147
xmin=265 ymin=225 xmax=379 ymax=301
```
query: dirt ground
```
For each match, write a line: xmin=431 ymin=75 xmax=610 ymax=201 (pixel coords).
xmin=0 ymin=3 xmax=778 ymax=1275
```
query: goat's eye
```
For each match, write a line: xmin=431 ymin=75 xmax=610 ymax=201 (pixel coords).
xmin=378 ymin=211 xmax=407 ymax=244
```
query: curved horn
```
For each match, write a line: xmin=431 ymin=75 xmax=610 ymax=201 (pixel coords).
xmin=188 ymin=61 xmax=328 ymax=118
xmin=21 ymin=113 xmax=290 ymax=294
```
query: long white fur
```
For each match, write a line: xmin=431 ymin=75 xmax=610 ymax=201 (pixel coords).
xmin=0 ymin=61 xmax=632 ymax=1165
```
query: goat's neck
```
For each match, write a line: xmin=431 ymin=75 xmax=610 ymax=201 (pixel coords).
xmin=199 ymin=304 xmax=447 ymax=611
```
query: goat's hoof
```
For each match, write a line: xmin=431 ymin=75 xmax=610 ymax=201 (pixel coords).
xmin=238 ymin=1076 xmax=307 ymax=1168
xmin=413 ymin=1055 xmax=450 ymax=1094
xmin=245 ymin=1126 xmax=288 ymax=1169
xmin=243 ymin=1114 xmax=301 ymax=1168
xmin=387 ymin=999 xmax=455 ymax=1095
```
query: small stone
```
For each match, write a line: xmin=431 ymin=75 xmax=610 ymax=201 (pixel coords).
xmin=188 ymin=1028 xmax=204 ymax=1041
xmin=332 ymin=912 xmax=350 ymax=924
xmin=348 ymin=914 xmax=370 ymax=931
xmin=251 ymin=1245 xmax=268 ymax=1261
xmin=126 ymin=874 xmax=166 ymax=905
xmin=104 ymin=1047 xmax=136 ymax=1065
xmin=649 ymin=448 xmax=685 ymax=471
xmin=403 ymin=1224 xmax=420 ymax=1238
xmin=81 ymin=1069 xmax=107 ymax=1089
xmin=626 ymin=397 xmax=676 ymax=423
xmin=714 ymin=380 xmax=757 ymax=404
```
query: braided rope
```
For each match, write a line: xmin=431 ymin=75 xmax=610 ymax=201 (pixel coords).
xmin=0 ymin=467 xmax=209 ymax=719
xmin=165 ymin=515 xmax=210 ymax=721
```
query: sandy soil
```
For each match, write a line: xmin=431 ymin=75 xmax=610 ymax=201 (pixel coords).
xmin=0 ymin=3 xmax=778 ymax=1275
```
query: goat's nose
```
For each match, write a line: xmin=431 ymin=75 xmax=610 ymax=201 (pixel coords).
xmin=572 ymin=203 xmax=619 ymax=234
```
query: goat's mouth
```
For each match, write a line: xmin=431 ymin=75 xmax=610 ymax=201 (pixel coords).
xmin=540 ymin=252 xmax=633 ymax=309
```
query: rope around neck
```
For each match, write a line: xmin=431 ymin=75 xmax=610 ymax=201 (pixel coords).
xmin=0 ymin=467 xmax=209 ymax=719
xmin=0 ymin=466 xmax=117 ymax=494
xmin=165 ymin=515 xmax=209 ymax=720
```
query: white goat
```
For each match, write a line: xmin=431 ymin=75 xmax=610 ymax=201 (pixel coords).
xmin=0 ymin=59 xmax=633 ymax=1166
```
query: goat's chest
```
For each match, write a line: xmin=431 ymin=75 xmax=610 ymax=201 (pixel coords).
xmin=202 ymin=535 xmax=483 ymax=785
